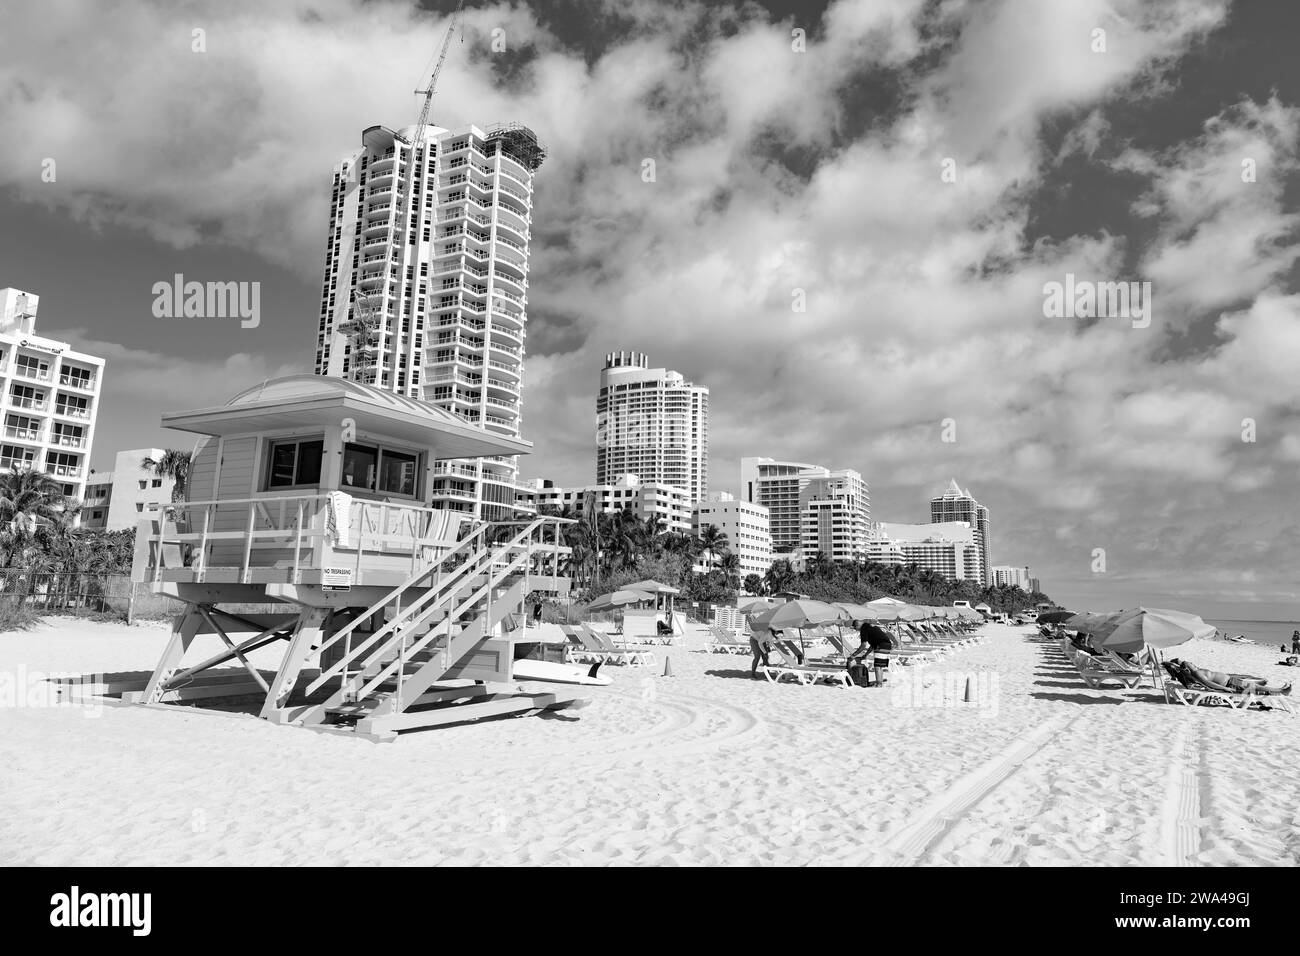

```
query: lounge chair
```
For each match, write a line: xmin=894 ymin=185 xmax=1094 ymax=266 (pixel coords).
xmin=707 ymin=625 xmax=750 ymax=655
xmin=583 ymin=624 xmax=656 ymax=667
xmin=1162 ymin=660 xmax=1294 ymax=712
xmin=760 ymin=637 xmax=853 ymax=688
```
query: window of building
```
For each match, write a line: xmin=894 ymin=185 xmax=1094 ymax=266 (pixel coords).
xmin=151 ymin=479 xmax=162 ymax=488
xmin=267 ymin=438 xmax=325 ymax=488
xmin=341 ymin=442 xmax=420 ymax=499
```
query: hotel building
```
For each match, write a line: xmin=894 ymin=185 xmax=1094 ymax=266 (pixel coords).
xmin=867 ymin=521 xmax=983 ymax=583
xmin=740 ymin=457 xmax=870 ymax=560
xmin=991 ymin=565 xmax=1032 ymax=591
xmin=596 ymin=351 xmax=708 ymax=504
xmin=930 ymin=479 xmax=990 ymax=585
xmin=0 ymin=288 xmax=104 ymax=505
xmin=517 ymin=474 xmax=692 ymax=535
xmin=313 ymin=122 xmax=545 ymax=521
xmin=82 ymin=447 xmax=177 ymax=531
xmin=692 ymin=492 xmax=772 ymax=579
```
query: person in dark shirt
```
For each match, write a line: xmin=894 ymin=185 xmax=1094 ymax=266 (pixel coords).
xmin=848 ymin=622 xmax=894 ymax=686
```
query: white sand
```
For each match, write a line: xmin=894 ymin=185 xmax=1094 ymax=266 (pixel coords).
xmin=2 ymin=618 xmax=1298 ymax=866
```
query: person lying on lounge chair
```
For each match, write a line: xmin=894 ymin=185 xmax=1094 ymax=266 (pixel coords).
xmin=1173 ymin=660 xmax=1292 ymax=696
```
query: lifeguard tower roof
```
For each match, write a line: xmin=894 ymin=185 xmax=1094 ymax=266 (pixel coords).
xmin=161 ymin=374 xmax=530 ymax=460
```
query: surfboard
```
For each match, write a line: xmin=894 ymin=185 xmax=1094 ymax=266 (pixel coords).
xmin=513 ymin=658 xmax=611 ymax=686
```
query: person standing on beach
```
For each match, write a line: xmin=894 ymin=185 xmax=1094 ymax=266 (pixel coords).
xmin=750 ymin=628 xmax=773 ymax=678
xmin=850 ymin=621 xmax=895 ymax=687
xmin=1292 ymin=630 xmax=1299 ymax=654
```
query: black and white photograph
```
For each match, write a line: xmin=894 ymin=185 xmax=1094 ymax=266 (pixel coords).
xmin=0 ymin=0 xmax=1296 ymax=896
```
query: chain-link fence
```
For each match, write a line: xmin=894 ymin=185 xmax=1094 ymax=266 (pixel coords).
xmin=0 ymin=570 xmax=183 ymax=623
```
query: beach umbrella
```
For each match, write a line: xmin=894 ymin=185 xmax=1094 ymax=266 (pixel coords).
xmin=867 ymin=596 xmax=908 ymax=607
xmin=833 ymin=602 xmax=879 ymax=622
xmin=1064 ymin=610 xmax=1123 ymax=637
xmin=1093 ymin=607 xmax=1217 ymax=656
xmin=751 ymin=599 xmax=845 ymax=657
xmin=586 ymin=588 xmax=654 ymax=612
xmin=896 ymin=605 xmax=929 ymax=621
xmin=765 ymin=599 xmax=846 ymax=629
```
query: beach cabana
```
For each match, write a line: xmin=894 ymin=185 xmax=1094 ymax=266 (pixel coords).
xmin=126 ymin=374 xmax=580 ymax=739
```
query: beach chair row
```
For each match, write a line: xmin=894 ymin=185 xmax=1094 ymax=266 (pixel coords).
xmin=560 ymin=624 xmax=657 ymax=667
xmin=759 ymin=625 xmax=982 ymax=689
xmin=1057 ymin=636 xmax=1149 ymax=689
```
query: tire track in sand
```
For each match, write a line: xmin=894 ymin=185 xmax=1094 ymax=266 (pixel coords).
xmin=1158 ymin=717 xmax=1203 ymax=866
xmin=836 ymin=714 xmax=1074 ymax=866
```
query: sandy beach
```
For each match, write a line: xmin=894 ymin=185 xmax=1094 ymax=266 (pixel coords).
xmin=2 ymin=618 xmax=1298 ymax=866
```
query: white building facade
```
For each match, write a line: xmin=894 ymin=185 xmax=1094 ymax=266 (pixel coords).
xmin=596 ymin=351 xmax=708 ymax=504
xmin=991 ymin=565 xmax=1032 ymax=590
xmin=82 ymin=447 xmax=176 ymax=531
xmin=692 ymin=492 xmax=772 ymax=579
xmin=741 ymin=457 xmax=870 ymax=561
xmin=867 ymin=520 xmax=983 ymax=583
xmin=517 ymin=474 xmax=692 ymax=534
xmin=0 ymin=289 xmax=104 ymax=506
xmin=314 ymin=122 xmax=545 ymax=521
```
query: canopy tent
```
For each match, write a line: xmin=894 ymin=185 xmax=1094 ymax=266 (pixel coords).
xmin=867 ymin=596 xmax=909 ymax=607
xmin=625 ymin=580 xmax=680 ymax=595
xmin=586 ymin=588 xmax=655 ymax=613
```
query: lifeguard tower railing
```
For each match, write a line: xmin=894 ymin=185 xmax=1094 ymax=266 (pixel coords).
xmin=134 ymin=494 xmax=570 ymax=590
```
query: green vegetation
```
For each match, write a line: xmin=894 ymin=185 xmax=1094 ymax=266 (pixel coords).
xmin=541 ymin=498 xmax=1053 ymax=612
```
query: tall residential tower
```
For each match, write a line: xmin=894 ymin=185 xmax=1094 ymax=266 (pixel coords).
xmin=930 ymin=479 xmax=990 ymax=584
xmin=313 ymin=122 xmax=545 ymax=520
xmin=596 ymin=351 xmax=709 ymax=504
xmin=740 ymin=457 xmax=870 ymax=560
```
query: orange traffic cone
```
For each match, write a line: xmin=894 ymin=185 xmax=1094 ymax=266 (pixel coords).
xmin=963 ymin=676 xmax=975 ymax=703
xmin=662 ymin=656 xmax=673 ymax=677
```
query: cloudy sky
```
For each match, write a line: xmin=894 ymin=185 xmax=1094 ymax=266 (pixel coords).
xmin=2 ymin=0 xmax=1298 ymax=620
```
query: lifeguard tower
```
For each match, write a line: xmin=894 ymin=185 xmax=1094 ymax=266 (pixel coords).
xmin=128 ymin=375 xmax=577 ymax=740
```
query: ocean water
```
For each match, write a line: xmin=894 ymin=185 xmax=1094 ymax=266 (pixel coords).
xmin=1206 ymin=619 xmax=1300 ymax=650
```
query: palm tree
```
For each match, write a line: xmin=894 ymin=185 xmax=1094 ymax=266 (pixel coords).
xmin=142 ymin=449 xmax=193 ymax=502
xmin=0 ymin=469 xmax=71 ymax=569
xmin=717 ymin=551 xmax=741 ymax=591
xmin=698 ymin=524 xmax=729 ymax=568
xmin=764 ymin=557 xmax=795 ymax=596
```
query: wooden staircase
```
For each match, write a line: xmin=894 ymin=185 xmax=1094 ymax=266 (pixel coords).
xmin=294 ymin=517 xmax=575 ymax=736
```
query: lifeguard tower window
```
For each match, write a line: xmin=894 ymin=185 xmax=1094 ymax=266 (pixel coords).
xmin=268 ymin=438 xmax=324 ymax=488
xmin=342 ymin=442 xmax=421 ymax=499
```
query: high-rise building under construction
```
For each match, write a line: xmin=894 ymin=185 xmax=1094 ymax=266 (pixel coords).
xmin=314 ymin=121 xmax=545 ymax=520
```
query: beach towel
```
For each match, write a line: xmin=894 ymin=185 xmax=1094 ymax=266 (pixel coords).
xmin=327 ymin=491 xmax=352 ymax=547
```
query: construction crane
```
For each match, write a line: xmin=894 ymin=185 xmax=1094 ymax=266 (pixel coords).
xmin=341 ymin=0 xmax=465 ymax=392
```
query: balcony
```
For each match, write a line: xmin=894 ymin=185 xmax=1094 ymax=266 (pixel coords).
xmin=46 ymin=462 xmax=82 ymax=478
xmin=52 ymin=433 xmax=85 ymax=448
xmin=10 ymin=396 xmax=47 ymax=412
xmin=14 ymin=365 xmax=51 ymax=382
xmin=58 ymin=373 xmax=95 ymax=391
xmin=0 ymin=456 xmax=35 ymax=470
